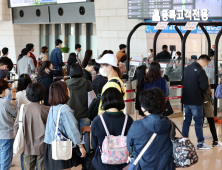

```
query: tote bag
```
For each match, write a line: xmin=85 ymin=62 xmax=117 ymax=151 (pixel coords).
xmin=52 ymin=105 xmax=72 ymax=160
xmin=13 ymin=104 xmax=25 ymax=155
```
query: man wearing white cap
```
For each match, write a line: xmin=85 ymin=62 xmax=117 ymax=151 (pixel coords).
xmin=96 ymin=54 xmax=126 ymax=115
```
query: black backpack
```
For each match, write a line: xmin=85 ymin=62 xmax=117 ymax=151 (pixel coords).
xmin=87 ymin=79 xmax=124 ymax=121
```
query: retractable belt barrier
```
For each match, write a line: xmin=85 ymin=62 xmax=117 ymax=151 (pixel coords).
xmin=124 ymin=85 xmax=183 ymax=103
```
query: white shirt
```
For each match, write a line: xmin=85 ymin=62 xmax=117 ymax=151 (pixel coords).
xmin=75 ymin=50 xmax=83 ymax=64
xmin=16 ymin=90 xmax=29 ymax=108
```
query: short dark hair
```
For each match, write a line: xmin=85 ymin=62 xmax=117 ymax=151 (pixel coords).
xmin=55 ymin=39 xmax=63 ymax=46
xmin=119 ymin=44 xmax=127 ymax=50
xmin=75 ymin=44 xmax=81 ymax=50
xmin=162 ymin=45 xmax=168 ymax=50
xmin=198 ymin=55 xmax=211 ymax=61
xmin=101 ymin=87 xmax=125 ymax=111
xmin=70 ymin=63 xmax=83 ymax=78
xmin=150 ymin=49 xmax=153 ymax=53
xmin=87 ymin=59 xmax=95 ymax=66
xmin=0 ymin=79 xmax=8 ymax=94
xmin=94 ymin=63 xmax=100 ymax=74
xmin=210 ymin=49 xmax=215 ymax=57
xmin=2 ymin=47 xmax=8 ymax=55
xmin=101 ymin=50 xmax=114 ymax=58
xmin=26 ymin=43 xmax=34 ymax=52
xmin=26 ymin=83 xmax=46 ymax=102
xmin=0 ymin=57 xmax=13 ymax=71
xmin=48 ymin=81 xmax=70 ymax=106
xmin=41 ymin=46 xmax=48 ymax=53
xmin=176 ymin=51 xmax=181 ymax=56
xmin=17 ymin=74 xmax=32 ymax=92
xmin=139 ymin=87 xmax=166 ymax=114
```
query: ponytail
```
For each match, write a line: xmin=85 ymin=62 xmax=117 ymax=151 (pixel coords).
xmin=38 ymin=61 xmax=52 ymax=77
xmin=112 ymin=66 xmax=122 ymax=79
xmin=18 ymin=48 xmax=29 ymax=62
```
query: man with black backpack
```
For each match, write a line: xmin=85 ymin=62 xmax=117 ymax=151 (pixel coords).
xmin=181 ymin=55 xmax=212 ymax=150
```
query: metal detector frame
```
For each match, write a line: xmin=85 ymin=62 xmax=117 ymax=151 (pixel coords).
xmin=126 ymin=22 xmax=222 ymax=116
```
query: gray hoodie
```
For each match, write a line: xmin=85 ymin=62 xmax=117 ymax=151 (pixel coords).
xmin=66 ymin=77 xmax=92 ymax=119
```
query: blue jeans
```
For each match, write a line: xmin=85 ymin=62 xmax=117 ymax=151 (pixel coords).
xmin=77 ymin=118 xmax=91 ymax=153
xmin=20 ymin=154 xmax=38 ymax=170
xmin=0 ymin=139 xmax=14 ymax=170
xmin=182 ymin=105 xmax=204 ymax=144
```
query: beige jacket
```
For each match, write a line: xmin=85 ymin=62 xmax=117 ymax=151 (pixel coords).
xmin=14 ymin=102 xmax=49 ymax=155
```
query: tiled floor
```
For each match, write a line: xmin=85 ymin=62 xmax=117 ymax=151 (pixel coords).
xmin=10 ymin=116 xmax=222 ymax=170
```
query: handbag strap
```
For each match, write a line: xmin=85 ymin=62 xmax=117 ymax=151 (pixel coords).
xmin=19 ymin=104 xmax=25 ymax=129
xmin=99 ymin=115 xmax=110 ymax=136
xmin=170 ymin=120 xmax=183 ymax=140
xmin=133 ymin=133 xmax=157 ymax=166
xmin=121 ymin=115 xmax=128 ymax=136
xmin=54 ymin=105 xmax=66 ymax=139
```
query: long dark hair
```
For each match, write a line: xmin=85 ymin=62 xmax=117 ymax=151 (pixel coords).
xmin=135 ymin=65 xmax=146 ymax=84
xmin=17 ymin=74 xmax=32 ymax=92
xmin=18 ymin=48 xmax=29 ymax=62
xmin=82 ymin=50 xmax=92 ymax=68
xmin=145 ymin=62 xmax=161 ymax=84
xmin=67 ymin=53 xmax=77 ymax=65
xmin=38 ymin=61 xmax=52 ymax=77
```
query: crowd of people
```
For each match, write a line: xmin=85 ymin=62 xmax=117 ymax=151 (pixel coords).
xmin=0 ymin=40 xmax=220 ymax=170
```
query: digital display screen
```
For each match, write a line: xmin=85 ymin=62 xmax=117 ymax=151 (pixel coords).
xmin=10 ymin=0 xmax=86 ymax=8
xmin=128 ymin=0 xmax=222 ymax=19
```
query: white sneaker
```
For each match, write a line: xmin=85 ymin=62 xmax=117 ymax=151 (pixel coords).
xmin=203 ymin=124 xmax=208 ymax=128
xmin=197 ymin=143 xmax=212 ymax=150
xmin=213 ymin=140 xmax=222 ymax=147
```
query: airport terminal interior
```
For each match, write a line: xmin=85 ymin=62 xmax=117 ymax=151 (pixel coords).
xmin=1 ymin=0 xmax=222 ymax=169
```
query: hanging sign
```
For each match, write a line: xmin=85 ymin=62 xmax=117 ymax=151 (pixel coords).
xmin=152 ymin=9 xmax=209 ymax=22
xmin=154 ymin=22 xmax=169 ymax=30
xmin=183 ymin=22 xmax=198 ymax=31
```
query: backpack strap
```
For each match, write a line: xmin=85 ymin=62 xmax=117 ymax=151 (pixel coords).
xmin=121 ymin=115 xmax=128 ymax=136
xmin=100 ymin=115 xmax=110 ymax=136
xmin=109 ymin=79 xmax=125 ymax=96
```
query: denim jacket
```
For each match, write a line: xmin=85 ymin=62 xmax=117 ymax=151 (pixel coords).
xmin=50 ymin=47 xmax=64 ymax=71
xmin=44 ymin=104 xmax=84 ymax=146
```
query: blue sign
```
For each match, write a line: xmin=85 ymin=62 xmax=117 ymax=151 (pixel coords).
xmin=145 ymin=20 xmax=222 ymax=34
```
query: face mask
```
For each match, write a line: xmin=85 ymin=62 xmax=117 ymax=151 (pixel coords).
xmin=49 ymin=69 xmax=55 ymax=77
xmin=123 ymin=51 xmax=126 ymax=53
xmin=148 ymin=52 xmax=151 ymax=56
xmin=4 ymin=89 xmax=9 ymax=97
xmin=99 ymin=67 xmax=108 ymax=77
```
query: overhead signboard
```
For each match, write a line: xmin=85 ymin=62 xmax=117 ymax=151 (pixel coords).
xmin=10 ymin=0 xmax=86 ymax=8
xmin=128 ymin=0 xmax=222 ymax=19
xmin=145 ymin=20 xmax=222 ymax=34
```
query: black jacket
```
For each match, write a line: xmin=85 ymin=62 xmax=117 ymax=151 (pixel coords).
xmin=92 ymin=75 xmax=108 ymax=96
xmin=181 ymin=62 xmax=208 ymax=106
xmin=36 ymin=72 xmax=54 ymax=106
xmin=82 ymin=68 xmax=92 ymax=83
xmin=91 ymin=111 xmax=134 ymax=170
xmin=156 ymin=50 xmax=171 ymax=62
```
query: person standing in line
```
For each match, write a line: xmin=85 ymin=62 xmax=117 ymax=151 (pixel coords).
xmin=96 ymin=54 xmax=126 ymax=115
xmin=44 ymin=81 xmax=86 ymax=170
xmin=66 ymin=53 xmax=78 ymax=76
xmin=17 ymin=48 xmax=35 ymax=77
xmin=66 ymin=64 xmax=92 ymax=153
xmin=26 ymin=43 xmax=37 ymax=68
xmin=82 ymin=59 xmax=95 ymax=83
xmin=116 ymin=44 xmax=127 ymax=64
xmin=37 ymin=61 xmax=54 ymax=106
xmin=156 ymin=45 xmax=171 ymax=62
xmin=38 ymin=46 xmax=49 ymax=62
xmin=181 ymin=55 xmax=212 ymax=150
xmin=50 ymin=39 xmax=64 ymax=77
xmin=92 ymin=63 xmax=108 ymax=96
xmin=1 ymin=47 xmax=9 ymax=58
xmin=75 ymin=44 xmax=83 ymax=65
xmin=82 ymin=50 xmax=93 ymax=68
xmin=14 ymin=83 xmax=49 ymax=170
xmin=0 ymin=79 xmax=17 ymax=170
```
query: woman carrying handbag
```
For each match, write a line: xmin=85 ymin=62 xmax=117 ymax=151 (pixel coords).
xmin=44 ymin=81 xmax=86 ymax=170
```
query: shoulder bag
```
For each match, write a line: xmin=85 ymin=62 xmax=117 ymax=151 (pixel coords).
xmin=13 ymin=104 xmax=25 ymax=155
xmin=52 ymin=105 xmax=73 ymax=160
